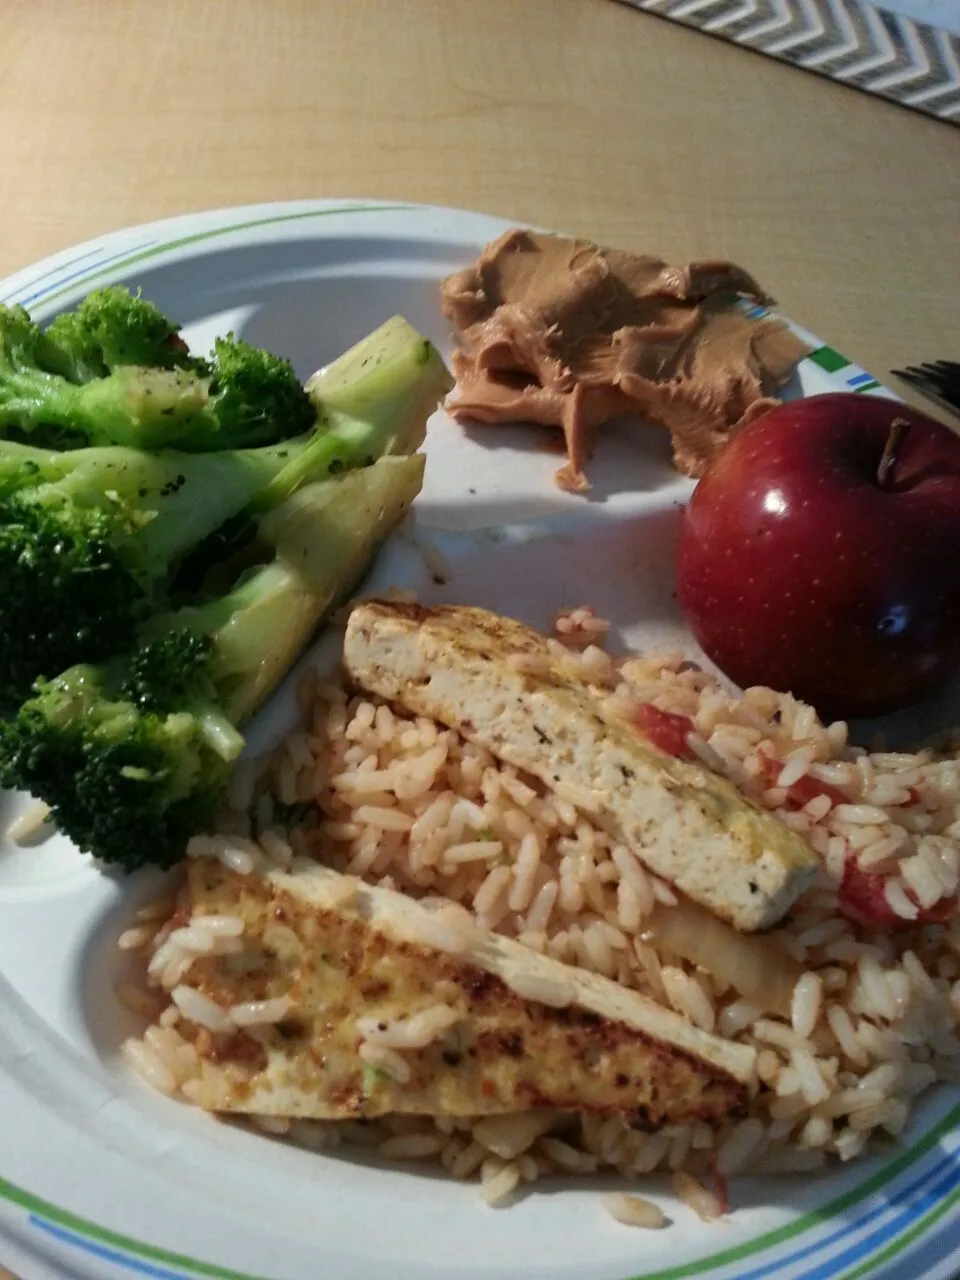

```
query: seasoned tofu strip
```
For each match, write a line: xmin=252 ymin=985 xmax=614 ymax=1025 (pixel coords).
xmin=342 ymin=601 xmax=818 ymax=932
xmin=182 ymin=858 xmax=755 ymax=1124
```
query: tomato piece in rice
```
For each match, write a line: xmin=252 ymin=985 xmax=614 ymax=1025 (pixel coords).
xmin=632 ymin=704 xmax=696 ymax=760
xmin=758 ymin=753 xmax=848 ymax=810
xmin=838 ymin=859 xmax=955 ymax=929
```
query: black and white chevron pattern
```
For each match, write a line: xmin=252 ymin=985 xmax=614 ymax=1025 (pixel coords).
xmin=622 ymin=0 xmax=960 ymax=122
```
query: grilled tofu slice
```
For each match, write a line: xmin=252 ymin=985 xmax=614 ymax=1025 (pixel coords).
xmin=181 ymin=858 xmax=755 ymax=1124
xmin=342 ymin=601 xmax=818 ymax=932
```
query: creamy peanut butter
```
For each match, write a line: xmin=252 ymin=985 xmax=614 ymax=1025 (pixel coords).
xmin=441 ymin=229 xmax=809 ymax=490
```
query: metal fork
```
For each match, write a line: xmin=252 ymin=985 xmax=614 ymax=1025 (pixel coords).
xmin=891 ymin=360 xmax=960 ymax=418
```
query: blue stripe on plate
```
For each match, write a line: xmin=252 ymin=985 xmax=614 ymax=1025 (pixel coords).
xmin=25 ymin=1141 xmax=960 ymax=1280
xmin=846 ymin=372 xmax=876 ymax=388
xmin=29 ymin=1215 xmax=194 ymax=1279
xmin=8 ymin=242 xmax=159 ymax=308
xmin=0 ymin=245 xmax=112 ymax=305
xmin=736 ymin=1147 xmax=960 ymax=1280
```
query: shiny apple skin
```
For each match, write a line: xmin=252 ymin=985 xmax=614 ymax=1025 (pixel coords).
xmin=676 ymin=394 xmax=960 ymax=719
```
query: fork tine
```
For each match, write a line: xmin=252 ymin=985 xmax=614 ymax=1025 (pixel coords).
xmin=907 ymin=363 xmax=960 ymax=392
xmin=891 ymin=368 xmax=925 ymax=386
xmin=890 ymin=365 xmax=960 ymax=416
xmin=919 ymin=361 xmax=959 ymax=382
xmin=921 ymin=389 xmax=960 ymax=415
xmin=928 ymin=367 xmax=960 ymax=395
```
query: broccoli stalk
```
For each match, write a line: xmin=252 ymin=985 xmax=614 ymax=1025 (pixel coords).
xmin=166 ymin=456 xmax=427 ymax=722
xmin=256 ymin=314 xmax=452 ymax=507
xmin=0 ymin=295 xmax=315 ymax=452
xmin=0 ymin=439 xmax=70 ymax=492
xmin=3 ymin=439 xmax=305 ymax=576
xmin=306 ymin=315 xmax=448 ymax=415
xmin=0 ymin=456 xmax=425 ymax=869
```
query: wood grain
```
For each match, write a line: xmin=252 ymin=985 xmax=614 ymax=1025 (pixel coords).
xmin=0 ymin=0 xmax=957 ymax=385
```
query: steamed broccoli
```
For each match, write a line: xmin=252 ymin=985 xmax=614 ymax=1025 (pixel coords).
xmin=0 ymin=456 xmax=425 ymax=869
xmin=198 ymin=334 xmax=317 ymax=450
xmin=0 ymin=439 xmax=299 ymax=704
xmin=0 ymin=314 xmax=450 ymax=703
xmin=1 ymin=654 xmax=238 ymax=867
xmin=0 ymin=291 xmax=314 ymax=452
xmin=39 ymin=286 xmax=202 ymax=383
xmin=0 ymin=313 xmax=450 ymax=869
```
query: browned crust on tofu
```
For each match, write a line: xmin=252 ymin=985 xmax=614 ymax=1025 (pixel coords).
xmin=183 ymin=861 xmax=750 ymax=1126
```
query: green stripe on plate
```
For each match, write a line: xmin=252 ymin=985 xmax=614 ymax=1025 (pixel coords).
xmin=1 ymin=1102 xmax=957 ymax=1280
xmin=0 ymin=1175 xmax=267 ymax=1279
xmin=626 ymin=1101 xmax=960 ymax=1280
xmin=853 ymin=381 xmax=882 ymax=394
xmin=808 ymin=346 xmax=851 ymax=374
xmin=833 ymin=1184 xmax=960 ymax=1280
xmin=37 ymin=203 xmax=414 ymax=306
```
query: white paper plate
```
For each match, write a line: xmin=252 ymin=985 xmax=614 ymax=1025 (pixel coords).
xmin=0 ymin=200 xmax=957 ymax=1280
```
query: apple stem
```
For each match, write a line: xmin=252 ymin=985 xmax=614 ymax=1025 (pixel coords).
xmin=878 ymin=417 xmax=910 ymax=489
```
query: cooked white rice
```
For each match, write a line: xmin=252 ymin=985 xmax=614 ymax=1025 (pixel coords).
xmin=118 ymin=618 xmax=960 ymax=1222
xmin=5 ymin=799 xmax=51 ymax=845
xmin=603 ymin=1192 xmax=667 ymax=1229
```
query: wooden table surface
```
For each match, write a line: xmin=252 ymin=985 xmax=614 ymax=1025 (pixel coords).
xmin=0 ymin=2 xmax=959 ymax=1275
xmin=1 ymin=0 xmax=958 ymax=388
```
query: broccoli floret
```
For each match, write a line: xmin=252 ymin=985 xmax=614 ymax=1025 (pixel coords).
xmin=0 ymin=496 xmax=152 ymax=708
xmin=0 ymin=298 xmax=313 ymax=452
xmin=0 ymin=304 xmax=52 ymax=420
xmin=0 ymin=656 xmax=237 ymax=870
xmin=39 ymin=286 xmax=203 ymax=383
xmin=120 ymin=630 xmax=216 ymax=713
xmin=0 ymin=455 xmax=425 ymax=870
xmin=203 ymin=334 xmax=316 ymax=449
xmin=0 ymin=302 xmax=208 ymax=450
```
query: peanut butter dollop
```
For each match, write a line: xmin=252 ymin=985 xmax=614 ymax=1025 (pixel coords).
xmin=441 ymin=229 xmax=809 ymax=491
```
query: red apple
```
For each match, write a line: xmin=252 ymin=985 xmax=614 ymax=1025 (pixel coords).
xmin=676 ymin=393 xmax=960 ymax=719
